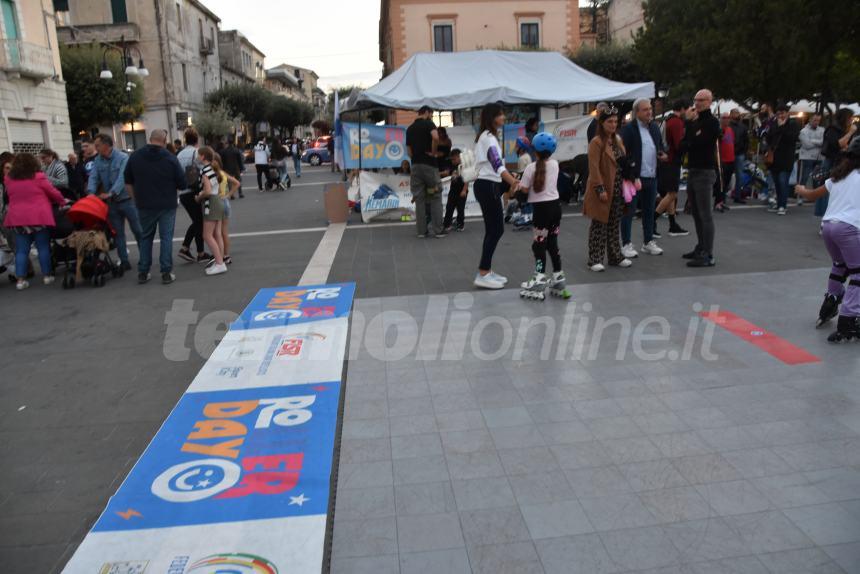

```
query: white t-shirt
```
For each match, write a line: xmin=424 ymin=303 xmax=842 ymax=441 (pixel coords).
xmin=254 ymin=142 xmax=270 ymax=165
xmin=824 ymin=170 xmax=860 ymax=229
xmin=200 ymin=164 xmax=219 ymax=197
xmin=474 ymin=130 xmax=507 ymax=183
xmin=520 ymin=159 xmax=560 ymax=203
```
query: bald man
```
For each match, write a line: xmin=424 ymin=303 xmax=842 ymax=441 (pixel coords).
xmin=125 ymin=128 xmax=187 ymax=284
xmin=682 ymin=89 xmax=721 ymax=267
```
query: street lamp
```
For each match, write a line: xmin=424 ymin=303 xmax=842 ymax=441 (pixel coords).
xmin=99 ymin=35 xmax=148 ymax=150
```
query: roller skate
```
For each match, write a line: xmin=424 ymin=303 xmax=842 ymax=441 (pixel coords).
xmin=816 ymin=293 xmax=842 ymax=328
xmin=827 ymin=316 xmax=860 ymax=343
xmin=548 ymin=271 xmax=572 ymax=299
xmin=519 ymin=272 xmax=547 ymax=301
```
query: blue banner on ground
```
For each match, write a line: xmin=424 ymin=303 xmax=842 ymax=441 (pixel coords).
xmin=231 ymin=283 xmax=356 ymax=331
xmin=93 ymin=382 xmax=340 ymax=531
xmin=340 ymin=122 xmax=407 ymax=169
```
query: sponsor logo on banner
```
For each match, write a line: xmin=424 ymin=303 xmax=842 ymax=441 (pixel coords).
xmin=185 ymin=553 xmax=278 ymax=574
xmin=97 ymin=562 xmax=148 ymax=574
xmin=217 ymin=367 xmax=244 ymax=378
xmin=364 ymin=183 xmax=403 ymax=212
xmin=232 ymin=283 xmax=355 ymax=330
xmin=358 ymin=171 xmax=482 ymax=223
xmin=93 ymin=383 xmax=341 ymax=531
xmin=341 ymin=122 xmax=406 ymax=169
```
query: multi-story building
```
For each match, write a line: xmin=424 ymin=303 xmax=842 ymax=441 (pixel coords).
xmin=56 ymin=0 xmax=222 ymax=147
xmin=218 ymin=29 xmax=264 ymax=87
xmin=0 ymin=0 xmax=73 ymax=155
xmin=379 ymin=0 xmax=583 ymax=124
xmin=606 ymin=0 xmax=644 ymax=45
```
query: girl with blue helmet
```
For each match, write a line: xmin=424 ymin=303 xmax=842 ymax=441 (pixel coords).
xmin=518 ymin=131 xmax=571 ymax=300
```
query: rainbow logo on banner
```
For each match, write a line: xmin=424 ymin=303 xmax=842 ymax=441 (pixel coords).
xmin=186 ymin=553 xmax=278 ymax=574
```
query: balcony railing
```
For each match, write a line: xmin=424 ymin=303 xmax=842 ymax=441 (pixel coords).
xmin=0 ymin=39 xmax=55 ymax=79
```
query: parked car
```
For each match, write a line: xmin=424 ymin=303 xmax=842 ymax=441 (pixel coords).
xmin=311 ymin=135 xmax=332 ymax=149
xmin=302 ymin=147 xmax=331 ymax=166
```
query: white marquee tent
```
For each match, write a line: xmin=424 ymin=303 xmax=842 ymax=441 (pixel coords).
xmin=345 ymin=50 xmax=654 ymax=111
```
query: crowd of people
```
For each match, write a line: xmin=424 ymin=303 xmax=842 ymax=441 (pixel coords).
xmin=0 ymin=126 xmax=267 ymax=289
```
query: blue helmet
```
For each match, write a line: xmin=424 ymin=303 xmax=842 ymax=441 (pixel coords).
xmin=531 ymin=132 xmax=557 ymax=154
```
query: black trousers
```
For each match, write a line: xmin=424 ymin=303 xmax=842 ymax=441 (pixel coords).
xmin=444 ymin=190 xmax=466 ymax=228
xmin=474 ymin=179 xmax=504 ymax=271
xmin=531 ymin=200 xmax=562 ymax=273
xmin=256 ymin=164 xmax=268 ymax=190
xmin=179 ymin=192 xmax=204 ymax=253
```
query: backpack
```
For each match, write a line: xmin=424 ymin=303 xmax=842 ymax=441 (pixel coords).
xmin=184 ymin=149 xmax=200 ymax=192
xmin=459 ymin=148 xmax=478 ymax=183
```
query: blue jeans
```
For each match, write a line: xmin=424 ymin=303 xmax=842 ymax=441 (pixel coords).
xmin=774 ymin=170 xmax=791 ymax=209
xmin=108 ymin=199 xmax=143 ymax=264
xmin=621 ymin=176 xmax=656 ymax=245
xmin=15 ymin=228 xmax=52 ymax=278
xmin=733 ymin=154 xmax=746 ymax=198
xmin=137 ymin=207 xmax=176 ymax=274
xmin=293 ymin=156 xmax=302 ymax=177
xmin=277 ymin=164 xmax=289 ymax=184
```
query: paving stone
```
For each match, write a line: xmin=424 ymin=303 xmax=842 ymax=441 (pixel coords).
xmin=394 ymin=481 xmax=457 ymax=516
xmin=600 ymin=526 xmax=682 ymax=571
xmin=757 ymin=547 xmax=846 ymax=574
xmin=617 ymin=459 xmax=689 ymax=492
xmin=468 ymin=541 xmax=544 ymax=574
xmin=400 ymin=548 xmax=471 ymax=574
xmin=445 ymin=451 xmax=506 ymax=480
xmin=331 ymin=516 xmax=398 ymax=558
xmin=391 ymin=433 xmax=444 ymax=460
xmin=452 ymin=477 xmax=516 ymax=511
xmin=390 ymin=413 xmax=438 ymax=437
xmin=396 ymin=512 xmax=464 ymax=553
xmin=334 ymin=486 xmax=396 ymax=521
xmin=783 ymin=503 xmax=860 ymax=546
xmin=535 ymin=533 xmax=620 ymax=574
xmin=489 ymin=424 xmax=547 ymax=449
xmin=694 ymin=479 xmax=773 ymax=516
xmin=638 ymin=486 xmax=713 ymax=524
xmin=724 ymin=510 xmax=816 ymax=553
xmin=520 ymin=499 xmax=593 ymax=539
xmin=393 ymin=455 xmax=450 ymax=485
xmin=498 ymin=446 xmax=560 ymax=476
xmin=458 ymin=506 xmax=532 ymax=547
xmin=662 ymin=516 xmax=751 ymax=562
xmin=580 ymin=494 xmax=661 ymax=531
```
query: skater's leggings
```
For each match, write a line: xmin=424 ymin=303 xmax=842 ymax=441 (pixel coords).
xmin=822 ymin=220 xmax=860 ymax=317
xmin=531 ymin=200 xmax=562 ymax=274
xmin=474 ymin=179 xmax=504 ymax=271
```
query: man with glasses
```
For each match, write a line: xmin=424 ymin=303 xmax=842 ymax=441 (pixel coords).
xmin=682 ymin=89 xmax=721 ymax=267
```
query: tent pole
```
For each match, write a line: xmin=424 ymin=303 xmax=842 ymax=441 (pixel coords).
xmin=358 ymin=110 xmax=363 ymax=172
xmin=555 ymin=104 xmax=559 ymax=120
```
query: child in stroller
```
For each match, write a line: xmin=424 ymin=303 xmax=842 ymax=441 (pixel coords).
xmin=265 ymin=163 xmax=290 ymax=191
xmin=57 ymin=195 xmax=123 ymax=288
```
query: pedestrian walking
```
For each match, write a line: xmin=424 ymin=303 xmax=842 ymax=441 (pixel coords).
xmin=442 ymin=149 xmax=467 ymax=232
xmin=327 ymin=136 xmax=337 ymax=172
xmin=39 ymin=149 xmax=69 ymax=195
xmin=124 ymin=129 xmax=186 ymax=285
xmin=3 ymin=153 xmax=69 ymax=290
xmin=621 ymin=97 xmax=665 ymax=257
xmin=272 ymin=140 xmax=290 ymax=189
xmin=517 ymin=132 xmax=570 ymax=300
xmin=253 ymin=137 xmax=271 ymax=192
xmin=406 ymin=106 xmax=445 ymax=238
xmin=291 ymin=138 xmax=302 ymax=178
xmin=584 ymin=106 xmax=631 ymax=272
xmin=729 ymin=108 xmax=750 ymax=204
xmin=655 ymin=99 xmax=690 ymax=236
xmin=88 ymin=133 xmax=141 ymax=271
xmin=795 ymin=136 xmax=860 ymax=342
xmin=682 ymin=89 xmax=721 ymax=268
xmin=220 ymin=139 xmax=245 ymax=198
xmin=766 ymin=104 xmax=800 ymax=216
xmin=176 ymin=127 xmax=210 ymax=264
xmin=472 ymin=103 xmax=521 ymax=289
xmin=196 ymin=146 xmax=227 ymax=276
xmin=713 ymin=113 xmax=735 ymax=213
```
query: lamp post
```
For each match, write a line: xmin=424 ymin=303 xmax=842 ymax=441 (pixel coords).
xmin=99 ymin=35 xmax=148 ymax=150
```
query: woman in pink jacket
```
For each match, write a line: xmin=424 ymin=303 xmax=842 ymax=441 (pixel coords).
xmin=3 ymin=153 xmax=68 ymax=290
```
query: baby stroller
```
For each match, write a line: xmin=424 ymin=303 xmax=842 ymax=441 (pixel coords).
xmin=58 ymin=195 xmax=122 ymax=288
xmin=737 ymin=161 xmax=767 ymax=200
xmin=265 ymin=164 xmax=290 ymax=191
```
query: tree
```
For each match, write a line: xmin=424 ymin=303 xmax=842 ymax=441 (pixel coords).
xmin=633 ymin=0 xmax=860 ymax=108
xmin=194 ymin=103 xmax=234 ymax=144
xmin=60 ymin=43 xmax=145 ymax=135
xmin=570 ymin=44 xmax=645 ymax=84
xmin=207 ymin=83 xmax=273 ymax=137
xmin=312 ymin=119 xmax=331 ymax=135
xmin=266 ymin=97 xmax=314 ymax=136
xmin=326 ymin=85 xmax=385 ymax=126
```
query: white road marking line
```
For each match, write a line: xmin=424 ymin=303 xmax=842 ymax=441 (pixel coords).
xmin=127 ymin=226 xmax=327 ymax=246
xmin=299 ymin=222 xmax=347 ymax=285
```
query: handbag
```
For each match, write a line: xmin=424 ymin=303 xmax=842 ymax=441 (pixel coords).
xmin=764 ymin=149 xmax=775 ymax=167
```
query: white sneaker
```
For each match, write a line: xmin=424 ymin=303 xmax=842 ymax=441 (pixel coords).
xmin=589 ymin=263 xmax=605 ymax=272
xmin=16 ymin=280 xmax=29 ymax=291
xmin=490 ymin=271 xmax=508 ymax=284
xmin=617 ymin=258 xmax=633 ymax=268
xmin=205 ymin=262 xmax=228 ymax=276
xmin=43 ymin=275 xmax=55 ymax=285
xmin=474 ymin=273 xmax=504 ymax=289
xmin=621 ymin=243 xmax=638 ymax=259
xmin=641 ymin=240 xmax=663 ymax=256
xmin=777 ymin=207 xmax=786 ymax=216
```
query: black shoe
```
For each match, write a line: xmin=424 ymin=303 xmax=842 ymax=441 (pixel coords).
xmin=668 ymin=225 xmax=690 ymax=237
xmin=817 ymin=293 xmax=841 ymax=327
xmin=196 ymin=252 xmax=213 ymax=263
xmin=682 ymin=247 xmax=702 ymax=260
xmin=178 ymin=248 xmax=194 ymax=263
xmin=239 ymin=192 xmax=245 ymax=198
xmin=224 ymin=255 xmax=232 ymax=265
xmin=456 ymin=224 xmax=465 ymax=232
xmin=161 ymin=272 xmax=176 ymax=284
xmin=122 ymin=261 xmax=132 ymax=271
xmin=687 ymin=255 xmax=715 ymax=268
xmin=652 ymin=229 xmax=662 ymax=239
xmin=137 ymin=272 xmax=151 ymax=284
xmin=435 ymin=231 xmax=449 ymax=238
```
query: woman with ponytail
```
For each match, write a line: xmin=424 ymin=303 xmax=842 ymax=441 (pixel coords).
xmin=517 ymin=132 xmax=570 ymax=300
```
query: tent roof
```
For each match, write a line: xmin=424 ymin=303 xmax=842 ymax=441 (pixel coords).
xmin=347 ymin=50 xmax=654 ymax=112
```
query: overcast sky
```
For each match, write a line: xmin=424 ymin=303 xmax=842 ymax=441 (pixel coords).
xmin=203 ymin=0 xmax=383 ymax=93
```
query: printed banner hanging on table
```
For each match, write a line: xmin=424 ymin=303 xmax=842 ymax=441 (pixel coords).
xmin=357 ymin=170 xmax=483 ymax=223
xmin=62 ymin=283 xmax=356 ymax=574
xmin=542 ymin=116 xmax=593 ymax=162
xmin=340 ymin=122 xmax=407 ymax=169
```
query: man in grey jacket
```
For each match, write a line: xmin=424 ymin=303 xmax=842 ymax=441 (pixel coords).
xmin=798 ymin=112 xmax=824 ymax=191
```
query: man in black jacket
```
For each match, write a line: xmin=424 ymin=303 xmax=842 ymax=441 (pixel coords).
xmin=682 ymin=89 xmax=721 ymax=267
xmin=766 ymin=104 xmax=800 ymax=216
xmin=220 ymin=140 xmax=245 ymax=198
xmin=124 ymin=129 xmax=187 ymax=284
xmin=729 ymin=108 xmax=749 ymax=203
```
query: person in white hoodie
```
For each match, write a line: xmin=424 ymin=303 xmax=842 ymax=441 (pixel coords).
xmin=253 ymin=138 xmax=270 ymax=192
xmin=797 ymin=113 xmax=825 ymax=205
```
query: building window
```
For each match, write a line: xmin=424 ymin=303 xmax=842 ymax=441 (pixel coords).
xmin=432 ymin=24 xmax=453 ymax=52
xmin=198 ymin=18 xmax=203 ymax=45
xmin=175 ymin=2 xmax=181 ymax=29
xmin=520 ymin=21 xmax=540 ymax=48
xmin=181 ymin=63 xmax=188 ymax=91
xmin=111 ymin=0 xmax=127 ymax=23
